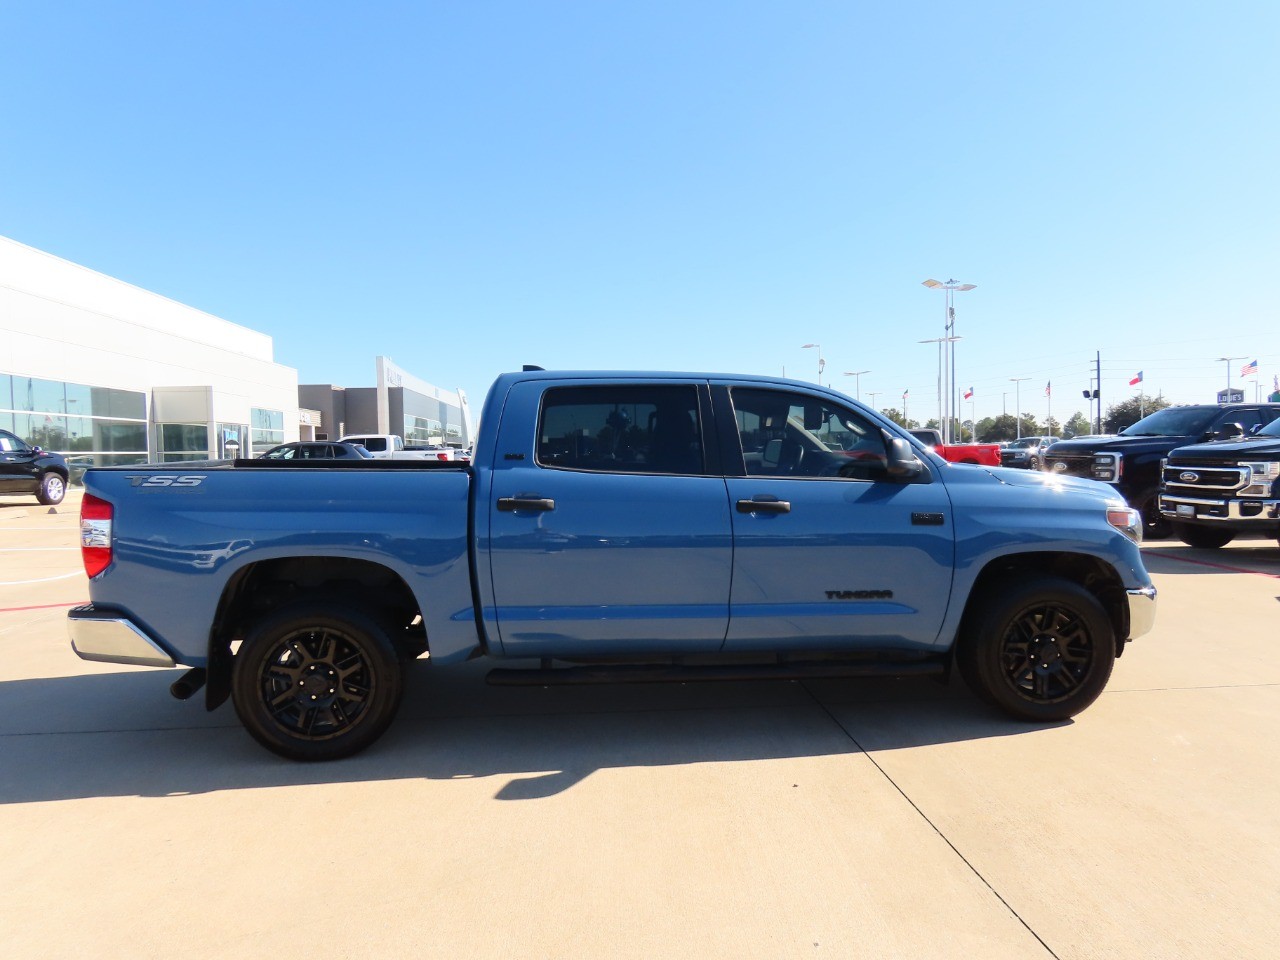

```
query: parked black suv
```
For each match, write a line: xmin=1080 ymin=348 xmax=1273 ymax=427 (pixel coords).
xmin=1040 ymin=403 xmax=1280 ymax=537
xmin=0 ymin=429 xmax=70 ymax=505
xmin=1159 ymin=415 xmax=1280 ymax=548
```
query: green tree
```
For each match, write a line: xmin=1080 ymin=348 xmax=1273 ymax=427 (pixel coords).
xmin=881 ymin=407 xmax=915 ymax=429
xmin=1063 ymin=412 xmax=1092 ymax=437
xmin=1104 ymin=393 xmax=1170 ymax=433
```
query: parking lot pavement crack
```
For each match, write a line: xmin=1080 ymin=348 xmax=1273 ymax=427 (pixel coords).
xmin=799 ymin=681 xmax=1062 ymax=960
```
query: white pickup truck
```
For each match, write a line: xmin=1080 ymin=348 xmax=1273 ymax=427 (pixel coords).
xmin=337 ymin=434 xmax=442 ymax=460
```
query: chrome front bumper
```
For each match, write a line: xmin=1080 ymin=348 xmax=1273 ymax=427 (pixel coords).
xmin=1126 ymin=586 xmax=1157 ymax=641
xmin=1159 ymin=494 xmax=1280 ymax=523
xmin=67 ymin=606 xmax=175 ymax=668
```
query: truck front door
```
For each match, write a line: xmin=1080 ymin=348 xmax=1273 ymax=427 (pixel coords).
xmin=719 ymin=386 xmax=955 ymax=654
xmin=486 ymin=381 xmax=732 ymax=657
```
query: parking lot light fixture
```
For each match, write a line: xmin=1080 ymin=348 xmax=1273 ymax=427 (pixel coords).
xmin=1010 ymin=377 xmax=1031 ymax=440
xmin=802 ymin=344 xmax=824 ymax=384
xmin=923 ymin=279 xmax=976 ymax=443
xmin=842 ymin=370 xmax=870 ymax=401
xmin=1217 ymin=356 xmax=1246 ymax=396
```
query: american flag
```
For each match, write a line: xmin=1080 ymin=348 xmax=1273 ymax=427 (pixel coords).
xmin=1242 ymin=359 xmax=1258 ymax=376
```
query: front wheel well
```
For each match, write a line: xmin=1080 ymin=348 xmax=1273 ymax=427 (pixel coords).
xmin=204 ymin=557 xmax=426 ymax=711
xmin=959 ymin=552 xmax=1130 ymax=657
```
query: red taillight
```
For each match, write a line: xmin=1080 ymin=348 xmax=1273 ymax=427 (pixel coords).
xmin=437 ymin=453 xmax=449 ymax=461
xmin=80 ymin=493 xmax=113 ymax=578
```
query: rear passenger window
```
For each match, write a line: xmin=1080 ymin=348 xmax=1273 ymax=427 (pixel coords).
xmin=537 ymin=386 xmax=703 ymax=475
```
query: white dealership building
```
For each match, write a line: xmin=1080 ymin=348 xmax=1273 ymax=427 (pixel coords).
xmin=1 ymin=235 xmax=303 ymax=472
xmin=2 ymin=235 xmax=472 ymax=474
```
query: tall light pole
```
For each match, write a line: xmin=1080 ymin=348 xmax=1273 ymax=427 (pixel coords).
xmin=1010 ymin=377 xmax=1031 ymax=439
xmin=866 ymin=391 xmax=881 ymax=411
xmin=1217 ymin=356 xmax=1246 ymax=399
xmin=802 ymin=343 xmax=824 ymax=385
xmin=842 ymin=370 xmax=870 ymax=402
xmin=923 ymin=278 xmax=976 ymax=443
xmin=919 ymin=336 xmax=961 ymax=437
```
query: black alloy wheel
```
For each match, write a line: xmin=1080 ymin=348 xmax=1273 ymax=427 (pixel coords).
xmin=1137 ymin=491 xmax=1171 ymax=540
xmin=958 ymin=576 xmax=1115 ymax=722
xmin=232 ymin=603 xmax=403 ymax=761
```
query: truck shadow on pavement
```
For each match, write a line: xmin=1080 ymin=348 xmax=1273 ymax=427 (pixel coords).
xmin=0 ymin=660 xmax=1067 ymax=805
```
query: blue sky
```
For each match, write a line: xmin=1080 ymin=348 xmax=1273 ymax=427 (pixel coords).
xmin=2 ymin=2 xmax=1277 ymax=425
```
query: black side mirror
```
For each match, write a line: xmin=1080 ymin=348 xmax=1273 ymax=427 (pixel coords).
xmin=885 ymin=434 xmax=923 ymax=479
xmin=1215 ymin=422 xmax=1245 ymax=441
xmin=30 ymin=445 xmax=42 ymax=454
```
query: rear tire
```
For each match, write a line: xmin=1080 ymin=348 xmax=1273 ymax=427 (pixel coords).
xmin=231 ymin=602 xmax=404 ymax=761
xmin=36 ymin=472 xmax=66 ymax=506
xmin=1173 ymin=523 xmax=1234 ymax=549
xmin=958 ymin=576 xmax=1115 ymax=722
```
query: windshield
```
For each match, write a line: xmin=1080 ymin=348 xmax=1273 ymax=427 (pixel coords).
xmin=1009 ymin=438 xmax=1040 ymax=449
xmin=1257 ymin=416 xmax=1280 ymax=439
xmin=1120 ymin=407 xmax=1218 ymax=438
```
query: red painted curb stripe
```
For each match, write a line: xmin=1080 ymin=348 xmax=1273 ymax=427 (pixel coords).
xmin=1147 ymin=553 xmax=1280 ymax=580
xmin=0 ymin=601 xmax=88 ymax=612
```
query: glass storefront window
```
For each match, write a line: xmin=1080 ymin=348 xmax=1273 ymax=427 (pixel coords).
xmin=160 ymin=423 xmax=210 ymax=462
xmin=250 ymin=408 xmax=284 ymax=456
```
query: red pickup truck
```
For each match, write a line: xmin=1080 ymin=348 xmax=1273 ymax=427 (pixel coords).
xmin=909 ymin=429 xmax=1002 ymax=466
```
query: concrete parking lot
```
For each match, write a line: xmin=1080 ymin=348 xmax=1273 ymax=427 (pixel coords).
xmin=3 ymin=489 xmax=1279 ymax=959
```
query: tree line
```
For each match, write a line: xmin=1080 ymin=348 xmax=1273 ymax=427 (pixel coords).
xmin=875 ymin=394 xmax=1171 ymax=442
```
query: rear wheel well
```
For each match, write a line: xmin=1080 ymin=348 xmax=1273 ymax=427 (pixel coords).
xmin=959 ymin=552 xmax=1130 ymax=658
xmin=204 ymin=557 xmax=426 ymax=711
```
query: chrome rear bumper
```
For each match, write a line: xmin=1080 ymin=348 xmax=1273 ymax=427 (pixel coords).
xmin=67 ymin=606 xmax=175 ymax=668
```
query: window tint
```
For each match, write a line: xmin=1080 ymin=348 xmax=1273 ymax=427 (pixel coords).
xmin=1219 ymin=409 xmax=1266 ymax=435
xmin=537 ymin=386 xmax=703 ymax=475
xmin=731 ymin=388 xmax=888 ymax=480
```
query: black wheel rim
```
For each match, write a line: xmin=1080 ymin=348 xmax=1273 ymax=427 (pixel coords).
xmin=258 ymin=627 xmax=376 ymax=740
xmin=999 ymin=602 xmax=1096 ymax=704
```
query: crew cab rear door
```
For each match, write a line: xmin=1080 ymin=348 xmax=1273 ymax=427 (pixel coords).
xmin=486 ymin=379 xmax=732 ymax=657
xmin=717 ymin=385 xmax=955 ymax=653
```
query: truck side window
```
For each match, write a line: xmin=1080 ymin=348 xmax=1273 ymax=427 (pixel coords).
xmin=537 ymin=386 xmax=704 ymax=476
xmin=730 ymin=388 xmax=888 ymax=481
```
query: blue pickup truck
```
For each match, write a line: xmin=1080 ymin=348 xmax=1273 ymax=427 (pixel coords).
xmin=69 ymin=370 xmax=1157 ymax=760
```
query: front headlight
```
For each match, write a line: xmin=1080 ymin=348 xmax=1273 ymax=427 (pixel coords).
xmin=1092 ymin=452 xmax=1122 ymax=482
xmin=1239 ymin=461 xmax=1280 ymax=498
xmin=1107 ymin=505 xmax=1143 ymax=544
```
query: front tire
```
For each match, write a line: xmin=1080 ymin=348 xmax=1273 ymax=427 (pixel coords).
xmin=1135 ymin=490 xmax=1170 ymax=540
xmin=1173 ymin=523 xmax=1234 ymax=549
xmin=958 ymin=576 xmax=1116 ymax=722
xmin=231 ymin=602 xmax=404 ymax=761
xmin=36 ymin=472 xmax=66 ymax=506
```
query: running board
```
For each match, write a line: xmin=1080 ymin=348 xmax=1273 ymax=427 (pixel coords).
xmin=486 ymin=658 xmax=946 ymax=686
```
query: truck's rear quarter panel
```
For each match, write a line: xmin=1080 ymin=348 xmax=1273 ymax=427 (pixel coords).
xmin=84 ymin=466 xmax=476 ymax=666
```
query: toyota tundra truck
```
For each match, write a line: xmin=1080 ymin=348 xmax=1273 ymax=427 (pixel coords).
xmin=68 ymin=370 xmax=1157 ymax=761
xmin=1158 ymin=415 xmax=1280 ymax=549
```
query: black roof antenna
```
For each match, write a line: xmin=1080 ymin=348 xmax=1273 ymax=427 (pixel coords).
xmin=522 ymin=365 xmax=545 ymax=372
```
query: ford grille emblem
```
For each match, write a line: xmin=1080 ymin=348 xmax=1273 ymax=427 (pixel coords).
xmin=1052 ymin=462 xmax=1067 ymax=473
xmin=1179 ymin=471 xmax=1200 ymax=482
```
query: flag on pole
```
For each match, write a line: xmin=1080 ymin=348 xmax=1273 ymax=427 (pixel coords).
xmin=963 ymin=386 xmax=973 ymax=400
xmin=1128 ymin=371 xmax=1143 ymax=386
xmin=902 ymin=389 xmax=909 ymax=399
xmin=1242 ymin=359 xmax=1258 ymax=376
xmin=1044 ymin=381 xmax=1051 ymax=397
